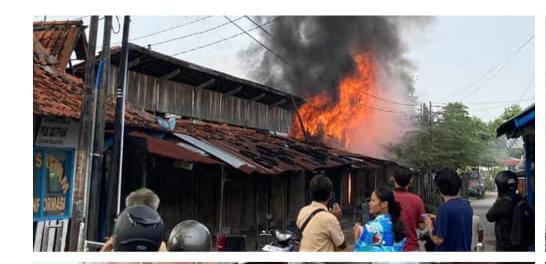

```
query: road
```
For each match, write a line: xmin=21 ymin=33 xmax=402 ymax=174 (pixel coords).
xmin=469 ymin=191 xmax=497 ymax=251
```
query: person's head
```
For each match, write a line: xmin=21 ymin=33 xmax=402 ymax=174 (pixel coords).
xmin=310 ymin=174 xmax=333 ymax=203
xmin=369 ymin=186 xmax=398 ymax=216
xmin=369 ymin=186 xmax=405 ymax=242
xmin=495 ymin=170 xmax=518 ymax=196
xmin=125 ymin=188 xmax=160 ymax=211
xmin=392 ymin=167 xmax=413 ymax=189
xmin=434 ymin=168 xmax=462 ymax=197
xmin=113 ymin=205 xmax=165 ymax=251
xmin=167 ymin=220 xmax=212 ymax=251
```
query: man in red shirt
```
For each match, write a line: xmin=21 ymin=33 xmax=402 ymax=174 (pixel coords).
xmin=392 ymin=168 xmax=426 ymax=251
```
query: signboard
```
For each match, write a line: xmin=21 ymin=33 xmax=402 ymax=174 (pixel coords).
xmin=33 ymin=147 xmax=75 ymax=221
xmin=35 ymin=117 xmax=79 ymax=148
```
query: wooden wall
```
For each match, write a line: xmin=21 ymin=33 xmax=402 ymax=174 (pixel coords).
xmin=108 ymin=67 xmax=293 ymax=132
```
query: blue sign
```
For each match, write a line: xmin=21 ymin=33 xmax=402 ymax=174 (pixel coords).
xmin=33 ymin=147 xmax=75 ymax=221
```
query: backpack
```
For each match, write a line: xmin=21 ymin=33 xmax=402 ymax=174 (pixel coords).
xmin=504 ymin=196 xmax=534 ymax=249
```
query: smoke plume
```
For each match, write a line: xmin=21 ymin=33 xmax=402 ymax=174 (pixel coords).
xmin=241 ymin=16 xmax=432 ymax=158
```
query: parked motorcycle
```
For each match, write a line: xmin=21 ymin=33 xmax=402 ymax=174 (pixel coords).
xmin=261 ymin=229 xmax=299 ymax=252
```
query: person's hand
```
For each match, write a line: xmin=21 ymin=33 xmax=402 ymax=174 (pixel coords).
xmin=353 ymin=223 xmax=363 ymax=241
xmin=424 ymin=215 xmax=434 ymax=233
xmin=329 ymin=202 xmax=342 ymax=220
xmin=100 ymin=237 xmax=114 ymax=252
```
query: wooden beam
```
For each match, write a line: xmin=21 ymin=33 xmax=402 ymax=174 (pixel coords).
xmin=127 ymin=57 xmax=141 ymax=69
xmin=250 ymin=93 xmax=265 ymax=101
xmin=159 ymin=68 xmax=181 ymax=80
xmin=196 ymin=78 xmax=215 ymax=89
xmin=224 ymin=86 xmax=242 ymax=96
xmin=271 ymin=98 xmax=287 ymax=106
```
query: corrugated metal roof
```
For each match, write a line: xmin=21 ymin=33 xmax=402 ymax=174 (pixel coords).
xmin=129 ymin=131 xmax=221 ymax=165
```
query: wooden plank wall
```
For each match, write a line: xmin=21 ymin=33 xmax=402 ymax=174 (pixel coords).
xmin=108 ymin=67 xmax=293 ymax=132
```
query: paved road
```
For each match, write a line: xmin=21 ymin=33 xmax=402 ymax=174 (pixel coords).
xmin=469 ymin=191 xmax=497 ymax=251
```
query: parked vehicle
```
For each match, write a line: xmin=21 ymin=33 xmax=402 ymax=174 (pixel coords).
xmin=466 ymin=171 xmax=485 ymax=199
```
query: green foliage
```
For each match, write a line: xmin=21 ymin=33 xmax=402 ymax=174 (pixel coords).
xmin=389 ymin=103 xmax=523 ymax=172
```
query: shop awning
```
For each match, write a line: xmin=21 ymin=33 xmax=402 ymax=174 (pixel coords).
xmin=129 ymin=131 xmax=221 ymax=165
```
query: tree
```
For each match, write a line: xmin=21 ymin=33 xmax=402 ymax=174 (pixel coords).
xmin=389 ymin=102 xmax=491 ymax=172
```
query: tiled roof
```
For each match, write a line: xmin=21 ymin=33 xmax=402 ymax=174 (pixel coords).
xmin=173 ymin=119 xmax=375 ymax=175
xmin=33 ymin=63 xmax=160 ymax=130
xmin=33 ymin=20 xmax=86 ymax=69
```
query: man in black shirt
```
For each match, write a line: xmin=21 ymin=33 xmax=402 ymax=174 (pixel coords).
xmin=486 ymin=170 xmax=522 ymax=251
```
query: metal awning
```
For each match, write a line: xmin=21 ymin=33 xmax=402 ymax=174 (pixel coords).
xmin=128 ymin=131 xmax=221 ymax=165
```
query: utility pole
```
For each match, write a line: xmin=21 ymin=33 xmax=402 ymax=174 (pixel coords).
xmin=429 ymin=101 xmax=432 ymax=126
xmin=87 ymin=16 xmax=112 ymax=243
xmin=104 ymin=16 xmax=131 ymax=238
xmin=68 ymin=15 xmax=98 ymax=251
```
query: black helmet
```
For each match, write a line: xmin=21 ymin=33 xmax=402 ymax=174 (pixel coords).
xmin=113 ymin=205 xmax=164 ymax=251
xmin=495 ymin=170 xmax=518 ymax=194
xmin=167 ymin=220 xmax=212 ymax=251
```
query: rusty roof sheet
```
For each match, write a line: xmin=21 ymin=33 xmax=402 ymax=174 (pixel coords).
xmin=33 ymin=20 xmax=86 ymax=69
xmin=173 ymin=119 xmax=377 ymax=175
xmin=129 ymin=131 xmax=221 ymax=165
xmin=33 ymin=63 xmax=160 ymax=130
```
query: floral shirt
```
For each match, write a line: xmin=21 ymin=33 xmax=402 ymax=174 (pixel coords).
xmin=354 ymin=214 xmax=406 ymax=252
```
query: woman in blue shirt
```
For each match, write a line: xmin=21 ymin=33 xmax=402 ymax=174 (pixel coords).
xmin=353 ymin=186 xmax=406 ymax=251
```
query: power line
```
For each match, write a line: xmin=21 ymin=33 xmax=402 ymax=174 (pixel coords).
xmin=517 ymin=75 xmax=534 ymax=104
xmin=441 ymin=35 xmax=534 ymax=101
xmin=224 ymin=16 xmax=298 ymax=69
xmin=435 ymin=98 xmax=534 ymax=106
xmin=150 ymin=16 xmax=245 ymax=47
xmin=225 ymin=16 xmax=412 ymax=115
xmin=171 ymin=16 xmax=283 ymax=56
xmin=131 ymin=16 xmax=212 ymax=42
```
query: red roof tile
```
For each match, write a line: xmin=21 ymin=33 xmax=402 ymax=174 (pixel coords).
xmin=33 ymin=20 xmax=85 ymax=69
xmin=173 ymin=119 xmax=372 ymax=175
xmin=33 ymin=63 xmax=160 ymax=130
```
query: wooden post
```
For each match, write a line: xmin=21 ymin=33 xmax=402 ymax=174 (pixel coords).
xmin=87 ymin=15 xmax=112 ymax=243
xmin=68 ymin=15 xmax=99 ymax=251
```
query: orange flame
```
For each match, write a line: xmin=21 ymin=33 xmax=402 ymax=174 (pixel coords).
xmin=292 ymin=53 xmax=380 ymax=150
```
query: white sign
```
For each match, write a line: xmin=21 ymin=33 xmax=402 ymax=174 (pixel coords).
xmin=35 ymin=117 xmax=80 ymax=148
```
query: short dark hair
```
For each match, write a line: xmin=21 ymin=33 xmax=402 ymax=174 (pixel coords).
xmin=310 ymin=175 xmax=333 ymax=202
xmin=393 ymin=167 xmax=413 ymax=187
xmin=434 ymin=169 xmax=461 ymax=196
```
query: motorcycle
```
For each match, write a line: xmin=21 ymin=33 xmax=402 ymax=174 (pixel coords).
xmin=261 ymin=229 xmax=299 ymax=252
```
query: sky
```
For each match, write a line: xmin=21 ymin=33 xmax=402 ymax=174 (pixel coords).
xmin=34 ymin=15 xmax=535 ymax=122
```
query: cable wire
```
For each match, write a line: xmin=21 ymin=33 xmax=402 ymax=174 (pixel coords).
xmin=171 ymin=16 xmax=284 ymax=56
xmin=441 ymin=35 xmax=534 ymax=101
xmin=150 ymin=16 xmax=245 ymax=47
xmin=132 ymin=16 xmax=212 ymax=42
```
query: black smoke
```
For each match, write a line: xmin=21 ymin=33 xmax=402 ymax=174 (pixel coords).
xmin=241 ymin=16 xmax=432 ymax=100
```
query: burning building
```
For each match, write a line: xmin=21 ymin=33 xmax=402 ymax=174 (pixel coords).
xmin=34 ymin=18 xmax=408 ymax=251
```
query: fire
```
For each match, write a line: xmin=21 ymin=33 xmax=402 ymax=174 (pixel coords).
xmin=292 ymin=53 xmax=380 ymax=150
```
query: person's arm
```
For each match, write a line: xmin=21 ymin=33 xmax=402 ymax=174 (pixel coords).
xmin=477 ymin=220 xmax=484 ymax=243
xmin=100 ymin=237 xmax=114 ymax=252
xmin=417 ymin=199 xmax=427 ymax=230
xmin=486 ymin=199 xmax=511 ymax=222
xmin=425 ymin=214 xmax=444 ymax=246
xmin=328 ymin=205 xmax=347 ymax=251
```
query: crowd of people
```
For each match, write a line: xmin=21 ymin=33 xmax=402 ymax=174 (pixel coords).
xmin=98 ymin=168 xmax=532 ymax=252
xmin=297 ymin=168 xmax=532 ymax=252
